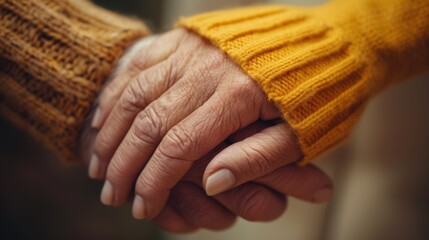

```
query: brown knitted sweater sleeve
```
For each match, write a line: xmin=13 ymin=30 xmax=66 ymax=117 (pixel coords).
xmin=0 ymin=0 xmax=149 ymax=162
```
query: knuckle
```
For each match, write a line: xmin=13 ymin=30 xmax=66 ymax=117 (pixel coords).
xmin=94 ymin=132 xmax=113 ymax=161
xmin=120 ymin=74 xmax=148 ymax=112
xmin=239 ymin=145 xmax=272 ymax=177
xmin=132 ymin=108 xmax=163 ymax=145
xmin=106 ymin=152 xmax=130 ymax=183
xmin=161 ymin=125 xmax=195 ymax=159
xmin=134 ymin=167 xmax=172 ymax=199
xmin=135 ymin=173 xmax=159 ymax=196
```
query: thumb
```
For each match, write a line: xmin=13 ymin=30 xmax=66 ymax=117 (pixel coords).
xmin=203 ymin=123 xmax=302 ymax=196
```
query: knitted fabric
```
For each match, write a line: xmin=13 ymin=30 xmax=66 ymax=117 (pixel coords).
xmin=0 ymin=0 xmax=149 ymax=161
xmin=179 ymin=0 xmax=429 ymax=164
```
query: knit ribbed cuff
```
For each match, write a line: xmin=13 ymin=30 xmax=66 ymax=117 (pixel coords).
xmin=178 ymin=6 xmax=369 ymax=164
xmin=0 ymin=0 xmax=149 ymax=162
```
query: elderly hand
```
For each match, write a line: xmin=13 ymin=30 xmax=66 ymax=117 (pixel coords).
xmin=150 ymin=121 xmax=333 ymax=232
xmin=85 ymin=119 xmax=333 ymax=232
xmin=90 ymin=29 xmax=332 ymax=220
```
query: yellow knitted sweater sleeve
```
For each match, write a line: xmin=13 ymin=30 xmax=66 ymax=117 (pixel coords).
xmin=179 ymin=0 xmax=429 ymax=164
xmin=0 ymin=0 xmax=149 ymax=161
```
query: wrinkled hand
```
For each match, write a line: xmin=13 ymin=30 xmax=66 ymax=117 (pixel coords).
xmin=84 ymin=117 xmax=332 ymax=232
xmin=90 ymin=29 xmax=332 ymax=221
xmin=152 ymin=121 xmax=333 ymax=232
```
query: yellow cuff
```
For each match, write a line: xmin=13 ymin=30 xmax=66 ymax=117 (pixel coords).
xmin=178 ymin=6 xmax=368 ymax=164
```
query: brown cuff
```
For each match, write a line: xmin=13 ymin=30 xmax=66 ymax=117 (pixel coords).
xmin=0 ymin=0 xmax=150 ymax=162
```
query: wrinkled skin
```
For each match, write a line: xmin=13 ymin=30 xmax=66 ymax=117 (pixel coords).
xmin=88 ymin=29 xmax=333 ymax=232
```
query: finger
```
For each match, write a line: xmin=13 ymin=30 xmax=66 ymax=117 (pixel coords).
xmin=152 ymin=204 xmax=197 ymax=233
xmin=184 ymin=143 xmax=287 ymax=222
xmin=227 ymin=119 xmax=281 ymax=143
xmin=91 ymin=36 xmax=158 ymax=130
xmin=92 ymin=33 xmax=180 ymax=130
xmin=203 ymin=123 xmax=302 ymax=196
xmin=87 ymin=72 xmax=136 ymax=178
xmin=92 ymin=59 xmax=180 ymax=180
xmin=133 ymin=84 xmax=263 ymax=219
xmin=168 ymin=182 xmax=236 ymax=230
xmin=215 ymin=183 xmax=287 ymax=221
xmin=90 ymin=32 xmax=185 ymax=180
xmin=93 ymin=30 xmax=218 ymax=181
xmin=255 ymin=164 xmax=333 ymax=203
xmin=227 ymin=121 xmax=333 ymax=202
xmin=101 ymin=71 xmax=216 ymax=206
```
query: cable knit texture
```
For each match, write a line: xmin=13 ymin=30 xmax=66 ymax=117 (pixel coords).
xmin=0 ymin=0 xmax=149 ymax=161
xmin=179 ymin=0 xmax=429 ymax=164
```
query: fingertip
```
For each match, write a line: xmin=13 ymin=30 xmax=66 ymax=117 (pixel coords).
xmin=132 ymin=195 xmax=146 ymax=220
xmin=205 ymin=169 xmax=236 ymax=196
xmin=88 ymin=154 xmax=102 ymax=180
xmin=100 ymin=181 xmax=114 ymax=206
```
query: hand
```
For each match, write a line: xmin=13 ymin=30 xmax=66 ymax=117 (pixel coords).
xmin=84 ymin=83 xmax=332 ymax=232
xmin=155 ymin=163 xmax=332 ymax=232
xmin=91 ymin=29 xmax=330 ymax=220
xmin=85 ymin=111 xmax=333 ymax=232
xmin=136 ymin=121 xmax=333 ymax=232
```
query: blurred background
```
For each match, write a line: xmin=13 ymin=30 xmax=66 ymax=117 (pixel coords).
xmin=1 ymin=0 xmax=428 ymax=239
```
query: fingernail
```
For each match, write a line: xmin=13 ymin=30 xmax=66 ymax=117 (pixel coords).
xmin=312 ymin=187 xmax=333 ymax=203
xmin=205 ymin=169 xmax=236 ymax=196
xmin=100 ymin=181 xmax=114 ymax=206
xmin=88 ymin=154 xmax=101 ymax=179
xmin=132 ymin=195 xmax=146 ymax=220
xmin=91 ymin=108 xmax=102 ymax=129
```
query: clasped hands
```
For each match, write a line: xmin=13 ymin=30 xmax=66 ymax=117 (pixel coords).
xmin=87 ymin=29 xmax=333 ymax=232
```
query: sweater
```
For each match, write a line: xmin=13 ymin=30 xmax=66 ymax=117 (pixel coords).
xmin=0 ymin=0 xmax=149 ymax=161
xmin=179 ymin=0 xmax=429 ymax=164
xmin=1 ymin=0 xmax=428 ymax=163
